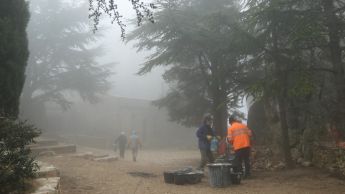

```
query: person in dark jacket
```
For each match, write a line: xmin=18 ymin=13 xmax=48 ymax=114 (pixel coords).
xmin=114 ymin=131 xmax=127 ymax=158
xmin=196 ymin=115 xmax=215 ymax=170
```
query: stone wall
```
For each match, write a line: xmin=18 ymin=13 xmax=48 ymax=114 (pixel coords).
xmin=313 ymin=144 xmax=345 ymax=178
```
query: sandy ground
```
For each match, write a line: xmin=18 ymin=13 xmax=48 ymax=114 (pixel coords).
xmin=39 ymin=147 xmax=345 ymax=194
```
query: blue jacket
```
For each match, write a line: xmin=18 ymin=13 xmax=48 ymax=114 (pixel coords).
xmin=196 ymin=124 xmax=214 ymax=150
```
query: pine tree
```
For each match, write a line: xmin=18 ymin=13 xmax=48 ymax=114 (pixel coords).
xmin=20 ymin=0 xmax=112 ymax=126
xmin=0 ymin=2 xmax=40 ymax=193
xmin=0 ymin=0 xmax=29 ymax=117
xmin=128 ymin=0 xmax=245 ymax=134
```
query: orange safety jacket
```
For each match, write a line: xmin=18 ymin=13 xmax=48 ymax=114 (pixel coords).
xmin=227 ymin=122 xmax=252 ymax=151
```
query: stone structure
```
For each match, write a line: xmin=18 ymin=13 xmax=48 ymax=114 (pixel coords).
xmin=44 ymin=96 xmax=196 ymax=149
xmin=29 ymin=138 xmax=76 ymax=156
xmin=313 ymin=144 xmax=345 ymax=178
xmin=32 ymin=161 xmax=60 ymax=194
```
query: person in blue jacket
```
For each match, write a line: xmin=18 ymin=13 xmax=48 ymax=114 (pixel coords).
xmin=196 ymin=114 xmax=215 ymax=170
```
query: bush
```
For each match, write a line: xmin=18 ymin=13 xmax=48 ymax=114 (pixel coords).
xmin=0 ymin=117 xmax=40 ymax=193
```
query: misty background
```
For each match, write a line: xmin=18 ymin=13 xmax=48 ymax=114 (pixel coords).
xmin=99 ymin=0 xmax=168 ymax=100
xmin=19 ymin=0 xmax=201 ymax=150
xmin=19 ymin=0 xmax=249 ymax=151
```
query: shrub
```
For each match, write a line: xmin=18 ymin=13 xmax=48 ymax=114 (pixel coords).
xmin=0 ymin=117 xmax=40 ymax=193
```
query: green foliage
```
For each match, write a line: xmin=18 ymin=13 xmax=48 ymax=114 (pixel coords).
xmin=243 ymin=0 xmax=345 ymax=127
xmin=130 ymin=0 xmax=345 ymax=168
xmin=0 ymin=118 xmax=40 ymax=193
xmin=129 ymin=0 xmax=245 ymax=131
xmin=288 ymin=71 xmax=315 ymax=98
xmin=129 ymin=0 xmax=345 ymax=162
xmin=0 ymin=0 xmax=29 ymax=117
xmin=240 ymin=0 xmax=345 ymax=166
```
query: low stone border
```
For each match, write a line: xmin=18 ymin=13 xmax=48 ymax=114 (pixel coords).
xmin=93 ymin=155 xmax=118 ymax=162
xmin=31 ymin=161 xmax=60 ymax=194
xmin=36 ymin=161 xmax=60 ymax=178
xmin=32 ymin=177 xmax=60 ymax=194
xmin=73 ymin=152 xmax=118 ymax=162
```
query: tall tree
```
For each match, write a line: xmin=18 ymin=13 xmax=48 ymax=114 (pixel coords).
xmin=21 ymin=0 xmax=112 ymax=125
xmin=0 ymin=1 xmax=40 ymax=193
xmin=0 ymin=0 xmax=29 ymax=117
xmin=128 ymin=0 xmax=245 ymax=135
xmin=242 ymin=0 xmax=345 ymax=165
xmin=242 ymin=0 xmax=316 ymax=166
xmin=320 ymin=0 xmax=345 ymax=133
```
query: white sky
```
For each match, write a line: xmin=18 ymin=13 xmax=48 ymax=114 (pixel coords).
xmin=95 ymin=0 xmax=168 ymax=101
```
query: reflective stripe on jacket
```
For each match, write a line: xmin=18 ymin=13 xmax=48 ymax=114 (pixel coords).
xmin=227 ymin=122 xmax=251 ymax=151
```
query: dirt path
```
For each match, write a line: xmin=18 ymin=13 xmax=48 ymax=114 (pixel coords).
xmin=39 ymin=148 xmax=345 ymax=194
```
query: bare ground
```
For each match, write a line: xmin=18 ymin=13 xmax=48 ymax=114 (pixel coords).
xmin=39 ymin=147 xmax=345 ymax=194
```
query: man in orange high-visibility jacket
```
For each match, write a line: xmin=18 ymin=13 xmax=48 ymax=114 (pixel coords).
xmin=227 ymin=116 xmax=252 ymax=178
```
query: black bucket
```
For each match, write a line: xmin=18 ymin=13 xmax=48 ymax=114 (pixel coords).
xmin=173 ymin=171 xmax=203 ymax=185
xmin=164 ymin=169 xmax=203 ymax=185
xmin=174 ymin=173 xmax=189 ymax=185
xmin=207 ymin=163 xmax=232 ymax=187
xmin=163 ymin=171 xmax=175 ymax=184
xmin=164 ymin=168 xmax=191 ymax=185
xmin=186 ymin=172 xmax=203 ymax=184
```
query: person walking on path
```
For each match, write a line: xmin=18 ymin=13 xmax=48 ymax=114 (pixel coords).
xmin=128 ymin=130 xmax=141 ymax=162
xmin=114 ymin=131 xmax=127 ymax=159
xmin=227 ymin=116 xmax=252 ymax=178
xmin=196 ymin=115 xmax=215 ymax=170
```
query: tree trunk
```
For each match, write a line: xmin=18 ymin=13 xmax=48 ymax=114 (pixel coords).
xmin=271 ymin=19 xmax=294 ymax=167
xmin=302 ymin=124 xmax=314 ymax=161
xmin=248 ymin=100 xmax=270 ymax=145
xmin=208 ymin=57 xmax=228 ymax=137
xmin=323 ymin=0 xmax=345 ymax=131
xmin=277 ymin=94 xmax=294 ymax=167
xmin=212 ymin=89 xmax=228 ymax=137
xmin=263 ymin=98 xmax=281 ymax=151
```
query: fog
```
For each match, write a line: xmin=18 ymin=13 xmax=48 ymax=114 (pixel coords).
xmin=4 ymin=0 xmax=345 ymax=192
xmin=19 ymin=0 xmax=251 ymax=152
xmin=20 ymin=0 xmax=195 ymax=150
xmin=99 ymin=0 xmax=168 ymax=100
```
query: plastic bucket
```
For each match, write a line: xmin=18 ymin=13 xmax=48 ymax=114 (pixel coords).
xmin=173 ymin=172 xmax=204 ymax=185
xmin=207 ymin=163 xmax=232 ymax=187
xmin=186 ymin=172 xmax=203 ymax=184
xmin=163 ymin=171 xmax=175 ymax=184
xmin=164 ymin=168 xmax=203 ymax=185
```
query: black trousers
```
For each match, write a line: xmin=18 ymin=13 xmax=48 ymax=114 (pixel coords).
xmin=199 ymin=149 xmax=214 ymax=169
xmin=119 ymin=147 xmax=125 ymax=158
xmin=234 ymin=147 xmax=251 ymax=176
